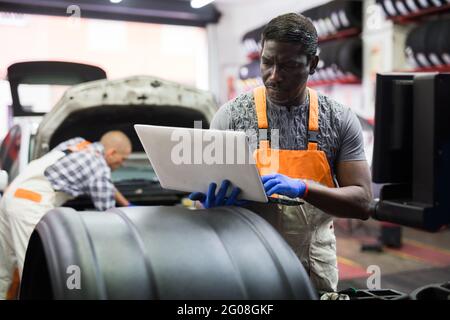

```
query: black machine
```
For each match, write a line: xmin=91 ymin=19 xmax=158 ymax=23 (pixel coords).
xmin=372 ymin=72 xmax=450 ymax=231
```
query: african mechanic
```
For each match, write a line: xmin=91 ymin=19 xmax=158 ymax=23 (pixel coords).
xmin=190 ymin=13 xmax=373 ymax=293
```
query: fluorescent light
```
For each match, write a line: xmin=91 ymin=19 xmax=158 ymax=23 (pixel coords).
xmin=110 ymin=0 xmax=123 ymax=3
xmin=191 ymin=0 xmax=215 ymax=9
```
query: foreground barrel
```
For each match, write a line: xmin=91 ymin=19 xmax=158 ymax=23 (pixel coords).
xmin=20 ymin=206 xmax=317 ymax=300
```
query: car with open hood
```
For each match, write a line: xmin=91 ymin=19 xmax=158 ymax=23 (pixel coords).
xmin=0 ymin=61 xmax=107 ymax=184
xmin=32 ymin=75 xmax=217 ymax=208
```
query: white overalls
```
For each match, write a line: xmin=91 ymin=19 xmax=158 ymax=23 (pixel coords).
xmin=0 ymin=150 xmax=73 ymax=298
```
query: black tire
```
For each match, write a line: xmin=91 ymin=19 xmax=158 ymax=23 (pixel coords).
xmin=336 ymin=38 xmax=363 ymax=78
xmin=425 ymin=20 xmax=445 ymax=66
xmin=405 ymin=25 xmax=420 ymax=67
xmin=394 ymin=0 xmax=413 ymax=16
xmin=436 ymin=19 xmax=450 ymax=64
xmin=20 ymin=206 xmax=318 ymax=300
xmin=317 ymin=41 xmax=336 ymax=80
xmin=317 ymin=38 xmax=362 ymax=79
xmin=302 ymin=6 xmax=320 ymax=20
xmin=414 ymin=22 xmax=433 ymax=67
xmin=318 ymin=41 xmax=336 ymax=68
xmin=316 ymin=5 xmax=331 ymax=37
xmin=303 ymin=1 xmax=362 ymax=36
xmin=415 ymin=0 xmax=436 ymax=9
xmin=339 ymin=0 xmax=363 ymax=29
xmin=403 ymin=0 xmax=423 ymax=13
xmin=378 ymin=0 xmax=401 ymax=17
xmin=429 ymin=0 xmax=445 ymax=7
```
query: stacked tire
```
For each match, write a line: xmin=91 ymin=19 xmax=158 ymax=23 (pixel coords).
xmin=405 ymin=18 xmax=450 ymax=68
xmin=377 ymin=0 xmax=450 ymax=19
xmin=242 ymin=25 xmax=265 ymax=60
xmin=310 ymin=37 xmax=362 ymax=83
xmin=301 ymin=0 xmax=362 ymax=39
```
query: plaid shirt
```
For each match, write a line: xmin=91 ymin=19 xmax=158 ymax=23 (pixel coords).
xmin=44 ymin=137 xmax=115 ymax=211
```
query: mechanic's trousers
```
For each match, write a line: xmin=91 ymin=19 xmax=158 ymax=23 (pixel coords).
xmin=0 ymin=151 xmax=72 ymax=299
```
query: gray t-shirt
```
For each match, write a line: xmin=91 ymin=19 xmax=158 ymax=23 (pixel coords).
xmin=210 ymin=90 xmax=366 ymax=176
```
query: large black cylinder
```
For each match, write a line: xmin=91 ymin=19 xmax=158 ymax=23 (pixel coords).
xmin=20 ymin=206 xmax=317 ymax=300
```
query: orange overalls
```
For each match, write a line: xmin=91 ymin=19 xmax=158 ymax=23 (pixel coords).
xmin=253 ymin=86 xmax=338 ymax=292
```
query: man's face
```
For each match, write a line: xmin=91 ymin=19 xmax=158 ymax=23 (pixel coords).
xmin=105 ymin=148 xmax=130 ymax=171
xmin=260 ymin=40 xmax=318 ymax=106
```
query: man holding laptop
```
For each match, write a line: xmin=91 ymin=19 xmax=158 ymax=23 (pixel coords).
xmin=189 ymin=13 xmax=373 ymax=293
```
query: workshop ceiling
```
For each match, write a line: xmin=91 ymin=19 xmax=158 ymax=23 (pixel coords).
xmin=0 ymin=0 xmax=221 ymax=26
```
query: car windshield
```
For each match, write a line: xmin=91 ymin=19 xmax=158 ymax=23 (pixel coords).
xmin=111 ymin=153 xmax=158 ymax=183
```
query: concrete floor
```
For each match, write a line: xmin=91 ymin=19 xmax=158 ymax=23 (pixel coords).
xmin=334 ymin=218 xmax=450 ymax=295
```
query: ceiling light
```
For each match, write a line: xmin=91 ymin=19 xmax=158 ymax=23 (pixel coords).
xmin=110 ymin=0 xmax=123 ymax=4
xmin=191 ymin=0 xmax=215 ymax=9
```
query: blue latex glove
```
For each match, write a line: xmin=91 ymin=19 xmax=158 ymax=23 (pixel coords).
xmin=262 ymin=173 xmax=307 ymax=199
xmin=189 ymin=180 xmax=247 ymax=208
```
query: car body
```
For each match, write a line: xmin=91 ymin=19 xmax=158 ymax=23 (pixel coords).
xmin=0 ymin=116 xmax=41 ymax=183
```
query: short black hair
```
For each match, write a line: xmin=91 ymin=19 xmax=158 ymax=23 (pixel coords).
xmin=261 ymin=13 xmax=318 ymax=57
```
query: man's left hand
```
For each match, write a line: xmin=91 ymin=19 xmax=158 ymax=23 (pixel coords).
xmin=262 ymin=173 xmax=307 ymax=199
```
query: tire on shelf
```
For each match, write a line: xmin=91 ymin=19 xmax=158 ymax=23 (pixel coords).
xmin=426 ymin=20 xmax=445 ymax=66
xmin=378 ymin=0 xmax=401 ymax=17
xmin=318 ymin=41 xmax=336 ymax=81
xmin=406 ymin=22 xmax=432 ymax=68
xmin=405 ymin=24 xmax=420 ymax=67
xmin=416 ymin=0 xmax=435 ymax=9
xmin=317 ymin=38 xmax=362 ymax=81
xmin=403 ymin=0 xmax=422 ymax=13
xmin=414 ymin=22 xmax=433 ymax=67
xmin=436 ymin=19 xmax=450 ymax=65
xmin=320 ymin=3 xmax=336 ymax=36
xmin=20 ymin=206 xmax=318 ymax=300
xmin=394 ymin=0 xmax=413 ymax=16
xmin=304 ymin=1 xmax=362 ymax=37
xmin=336 ymin=37 xmax=363 ymax=79
xmin=339 ymin=0 xmax=363 ymax=29
xmin=429 ymin=0 xmax=445 ymax=8
xmin=329 ymin=2 xmax=343 ymax=33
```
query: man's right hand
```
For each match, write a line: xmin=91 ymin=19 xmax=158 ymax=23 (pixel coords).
xmin=189 ymin=180 xmax=247 ymax=208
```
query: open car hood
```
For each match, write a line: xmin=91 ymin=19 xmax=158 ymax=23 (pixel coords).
xmin=33 ymin=75 xmax=217 ymax=159
xmin=8 ymin=61 xmax=106 ymax=117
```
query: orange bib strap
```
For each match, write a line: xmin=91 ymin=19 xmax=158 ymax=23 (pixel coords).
xmin=308 ymin=88 xmax=319 ymax=131
xmin=254 ymin=86 xmax=321 ymax=151
xmin=307 ymin=88 xmax=319 ymax=151
xmin=68 ymin=140 xmax=91 ymax=152
xmin=253 ymin=86 xmax=268 ymax=129
xmin=14 ymin=188 xmax=42 ymax=203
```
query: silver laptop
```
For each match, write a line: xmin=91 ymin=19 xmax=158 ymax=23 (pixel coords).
xmin=134 ymin=124 xmax=268 ymax=203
